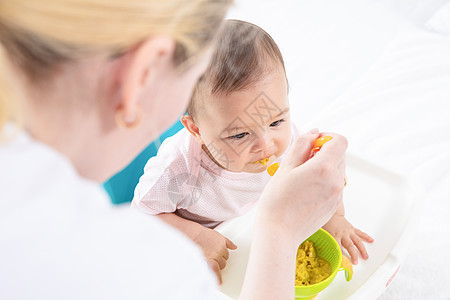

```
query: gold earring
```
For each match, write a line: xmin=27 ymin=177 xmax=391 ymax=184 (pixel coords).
xmin=115 ymin=106 xmax=143 ymax=129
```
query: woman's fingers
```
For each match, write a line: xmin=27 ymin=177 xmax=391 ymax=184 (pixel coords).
xmin=313 ymin=133 xmax=348 ymax=168
xmin=281 ymin=132 xmax=320 ymax=171
xmin=307 ymin=128 xmax=319 ymax=134
xmin=338 ymin=155 xmax=346 ymax=181
xmin=257 ymin=131 xmax=349 ymax=246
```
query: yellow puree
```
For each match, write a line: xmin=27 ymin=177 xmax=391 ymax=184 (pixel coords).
xmin=253 ymin=158 xmax=270 ymax=166
xmin=295 ymin=241 xmax=332 ymax=286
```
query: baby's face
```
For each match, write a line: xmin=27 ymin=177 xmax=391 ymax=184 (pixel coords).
xmin=197 ymin=66 xmax=291 ymax=173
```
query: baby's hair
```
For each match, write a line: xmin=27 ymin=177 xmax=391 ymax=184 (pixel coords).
xmin=188 ymin=19 xmax=287 ymax=118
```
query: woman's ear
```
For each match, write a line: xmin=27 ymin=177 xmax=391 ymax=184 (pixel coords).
xmin=116 ymin=36 xmax=176 ymax=124
xmin=180 ymin=115 xmax=203 ymax=144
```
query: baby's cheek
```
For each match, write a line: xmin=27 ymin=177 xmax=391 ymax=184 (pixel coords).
xmin=233 ymin=154 xmax=250 ymax=170
xmin=218 ymin=148 xmax=242 ymax=170
xmin=230 ymin=153 xmax=253 ymax=172
xmin=277 ymin=135 xmax=291 ymax=156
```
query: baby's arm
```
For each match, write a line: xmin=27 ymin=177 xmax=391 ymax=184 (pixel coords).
xmin=157 ymin=213 xmax=237 ymax=284
xmin=322 ymin=203 xmax=374 ymax=265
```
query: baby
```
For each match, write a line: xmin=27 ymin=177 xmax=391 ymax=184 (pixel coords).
xmin=134 ymin=19 xmax=373 ymax=283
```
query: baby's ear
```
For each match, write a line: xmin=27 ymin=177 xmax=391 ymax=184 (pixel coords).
xmin=180 ymin=115 xmax=203 ymax=144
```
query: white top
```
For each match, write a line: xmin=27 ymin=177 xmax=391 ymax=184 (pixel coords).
xmin=134 ymin=127 xmax=296 ymax=228
xmin=0 ymin=126 xmax=217 ymax=300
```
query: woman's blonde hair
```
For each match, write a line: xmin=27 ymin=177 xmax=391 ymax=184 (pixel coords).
xmin=0 ymin=0 xmax=232 ymax=134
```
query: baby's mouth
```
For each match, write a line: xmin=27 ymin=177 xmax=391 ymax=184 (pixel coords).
xmin=251 ymin=156 xmax=273 ymax=166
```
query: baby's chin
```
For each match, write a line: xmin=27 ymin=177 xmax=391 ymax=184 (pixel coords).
xmin=243 ymin=160 xmax=276 ymax=174
xmin=243 ymin=167 xmax=268 ymax=174
xmin=224 ymin=156 xmax=279 ymax=173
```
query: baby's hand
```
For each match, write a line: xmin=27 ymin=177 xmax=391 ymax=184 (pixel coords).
xmin=193 ymin=227 xmax=237 ymax=284
xmin=322 ymin=215 xmax=374 ymax=265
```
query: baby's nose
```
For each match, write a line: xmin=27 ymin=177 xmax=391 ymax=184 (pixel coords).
xmin=255 ymin=134 xmax=275 ymax=153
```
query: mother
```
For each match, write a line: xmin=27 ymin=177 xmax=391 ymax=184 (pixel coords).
xmin=0 ymin=0 xmax=347 ymax=299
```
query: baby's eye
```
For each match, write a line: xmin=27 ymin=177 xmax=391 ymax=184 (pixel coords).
xmin=270 ymin=119 xmax=285 ymax=127
xmin=228 ymin=132 xmax=249 ymax=140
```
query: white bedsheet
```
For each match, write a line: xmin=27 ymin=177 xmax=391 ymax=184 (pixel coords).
xmin=228 ymin=0 xmax=408 ymax=125
xmin=304 ymin=25 xmax=450 ymax=299
xmin=229 ymin=1 xmax=450 ymax=298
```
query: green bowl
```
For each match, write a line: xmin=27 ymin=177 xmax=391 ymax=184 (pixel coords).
xmin=295 ymin=229 xmax=352 ymax=299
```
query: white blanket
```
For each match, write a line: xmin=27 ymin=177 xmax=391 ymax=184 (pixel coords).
xmin=303 ymin=25 xmax=450 ymax=299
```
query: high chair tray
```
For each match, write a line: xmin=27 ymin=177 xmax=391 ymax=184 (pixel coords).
xmin=215 ymin=153 xmax=422 ymax=300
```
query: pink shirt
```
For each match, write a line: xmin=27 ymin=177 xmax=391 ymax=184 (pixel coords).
xmin=134 ymin=127 xmax=296 ymax=228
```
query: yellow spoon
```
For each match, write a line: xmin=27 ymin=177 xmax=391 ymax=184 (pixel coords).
xmin=266 ymin=136 xmax=333 ymax=176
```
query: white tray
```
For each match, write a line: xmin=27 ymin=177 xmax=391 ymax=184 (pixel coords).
xmin=215 ymin=153 xmax=423 ymax=299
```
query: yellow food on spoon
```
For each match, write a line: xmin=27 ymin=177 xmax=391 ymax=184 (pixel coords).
xmin=312 ymin=135 xmax=333 ymax=153
xmin=267 ymin=136 xmax=333 ymax=176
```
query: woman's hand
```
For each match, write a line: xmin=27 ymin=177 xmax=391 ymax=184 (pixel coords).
xmin=258 ymin=130 xmax=348 ymax=243
xmin=193 ymin=227 xmax=237 ymax=284
xmin=241 ymin=131 xmax=348 ymax=300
